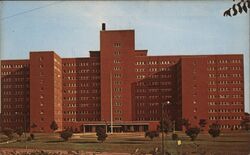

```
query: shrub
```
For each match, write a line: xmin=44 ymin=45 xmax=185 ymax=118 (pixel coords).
xmin=208 ymin=123 xmax=220 ymax=138
xmin=158 ymin=119 xmax=172 ymax=134
xmin=241 ymin=114 xmax=250 ymax=131
xmin=96 ymin=127 xmax=107 ymax=143
xmin=30 ymin=133 xmax=35 ymax=140
xmin=172 ymin=133 xmax=178 ymax=140
xmin=199 ymin=119 xmax=207 ymax=131
xmin=145 ymin=131 xmax=159 ymax=140
xmin=27 ymin=136 xmax=32 ymax=141
xmin=15 ymin=128 xmax=23 ymax=137
xmin=185 ymin=127 xmax=200 ymax=141
xmin=181 ymin=119 xmax=191 ymax=130
xmin=60 ymin=130 xmax=73 ymax=141
xmin=0 ymin=135 xmax=9 ymax=142
xmin=30 ymin=123 xmax=37 ymax=129
xmin=2 ymin=128 xmax=14 ymax=140
xmin=50 ymin=120 xmax=58 ymax=132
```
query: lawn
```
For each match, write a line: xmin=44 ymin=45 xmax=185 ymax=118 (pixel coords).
xmin=0 ymin=131 xmax=250 ymax=155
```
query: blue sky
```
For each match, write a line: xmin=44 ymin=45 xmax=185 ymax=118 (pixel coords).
xmin=0 ymin=1 xmax=249 ymax=112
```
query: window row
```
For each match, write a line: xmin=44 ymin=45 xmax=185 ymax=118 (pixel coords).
xmin=2 ymin=104 xmax=24 ymax=109
xmin=1 ymin=64 xmax=28 ymax=68
xmin=135 ymin=95 xmax=172 ymax=100
xmin=135 ymin=60 xmax=175 ymax=65
xmin=64 ymin=103 xmax=100 ymax=107
xmin=63 ymin=62 xmax=100 ymax=67
xmin=209 ymin=116 xmax=242 ymax=120
xmin=63 ymin=83 xmax=99 ymax=87
xmin=2 ymin=91 xmax=28 ymax=95
xmin=207 ymin=59 xmax=241 ymax=64
xmin=136 ymin=88 xmax=172 ymax=93
xmin=208 ymin=80 xmax=242 ymax=85
xmin=1 ymin=70 xmax=29 ymax=75
xmin=208 ymin=74 xmax=242 ymax=78
xmin=2 ymin=118 xmax=25 ymax=123
xmin=2 ymin=78 xmax=28 ymax=82
xmin=63 ymin=117 xmax=99 ymax=122
xmin=136 ymin=117 xmax=160 ymax=121
xmin=136 ymin=81 xmax=172 ymax=86
xmin=63 ymin=76 xmax=100 ymax=80
xmin=63 ymin=96 xmax=100 ymax=101
xmin=63 ymin=69 xmax=100 ymax=74
xmin=63 ymin=110 xmax=100 ymax=115
xmin=208 ymin=94 xmax=243 ymax=99
xmin=2 ymin=84 xmax=28 ymax=89
xmin=63 ymin=89 xmax=99 ymax=94
xmin=137 ymin=102 xmax=160 ymax=106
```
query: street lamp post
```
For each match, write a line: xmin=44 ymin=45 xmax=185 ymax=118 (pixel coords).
xmin=24 ymin=113 xmax=27 ymax=149
xmin=103 ymin=120 xmax=108 ymax=133
xmin=161 ymin=101 xmax=170 ymax=155
xmin=173 ymin=120 xmax=176 ymax=133
xmin=161 ymin=102 xmax=165 ymax=155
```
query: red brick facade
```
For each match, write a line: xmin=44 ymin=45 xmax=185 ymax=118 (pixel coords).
xmin=0 ymin=25 xmax=245 ymax=132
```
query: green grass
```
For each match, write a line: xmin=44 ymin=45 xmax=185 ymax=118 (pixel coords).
xmin=0 ymin=132 xmax=250 ymax=154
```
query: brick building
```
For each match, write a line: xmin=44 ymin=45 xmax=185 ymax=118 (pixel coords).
xmin=0 ymin=24 xmax=245 ymax=132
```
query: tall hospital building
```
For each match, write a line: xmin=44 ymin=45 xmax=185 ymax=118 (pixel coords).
xmin=0 ymin=24 xmax=245 ymax=133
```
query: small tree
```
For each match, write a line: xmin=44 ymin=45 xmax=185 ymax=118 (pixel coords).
xmin=145 ymin=131 xmax=159 ymax=140
xmin=208 ymin=122 xmax=221 ymax=139
xmin=96 ymin=127 xmax=107 ymax=143
xmin=30 ymin=123 xmax=37 ymax=129
xmin=241 ymin=113 xmax=250 ymax=131
xmin=172 ymin=133 xmax=178 ymax=140
xmin=182 ymin=119 xmax=191 ymax=130
xmin=50 ymin=120 xmax=58 ymax=132
xmin=30 ymin=133 xmax=35 ymax=140
xmin=60 ymin=130 xmax=73 ymax=141
xmin=185 ymin=127 xmax=200 ymax=141
xmin=2 ymin=128 xmax=14 ymax=140
xmin=199 ymin=119 xmax=207 ymax=131
xmin=15 ymin=128 xmax=23 ymax=138
xmin=158 ymin=118 xmax=172 ymax=134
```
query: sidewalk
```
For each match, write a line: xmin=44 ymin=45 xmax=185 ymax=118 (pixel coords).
xmin=0 ymin=148 xmax=136 ymax=155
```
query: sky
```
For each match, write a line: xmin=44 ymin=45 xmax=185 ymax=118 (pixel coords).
xmin=0 ymin=1 xmax=249 ymax=112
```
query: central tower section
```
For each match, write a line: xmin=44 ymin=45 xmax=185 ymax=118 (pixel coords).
xmin=100 ymin=24 xmax=135 ymax=122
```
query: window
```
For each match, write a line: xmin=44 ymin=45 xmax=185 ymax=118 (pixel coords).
xmin=114 ymin=102 xmax=122 ymax=106
xmin=114 ymin=81 xmax=122 ymax=85
xmin=114 ymin=74 xmax=122 ymax=78
xmin=114 ymin=43 xmax=121 ymax=47
xmin=136 ymin=61 xmax=145 ymax=65
xmin=114 ymin=117 xmax=122 ymax=121
xmin=114 ymin=51 xmax=120 ymax=55
xmin=114 ymin=109 xmax=122 ymax=114
xmin=114 ymin=88 xmax=122 ymax=92
xmin=114 ymin=60 xmax=121 ymax=63
xmin=114 ymin=66 xmax=121 ymax=70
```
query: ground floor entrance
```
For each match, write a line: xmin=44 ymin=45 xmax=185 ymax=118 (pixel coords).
xmin=81 ymin=123 xmax=150 ymax=133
